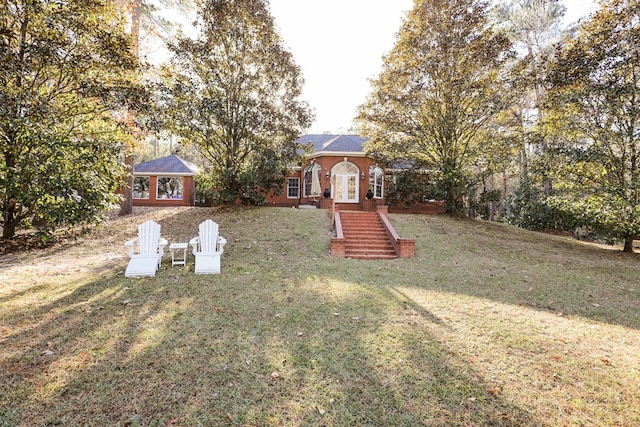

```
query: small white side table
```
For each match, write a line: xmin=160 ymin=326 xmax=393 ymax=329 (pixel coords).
xmin=169 ymin=242 xmax=188 ymax=266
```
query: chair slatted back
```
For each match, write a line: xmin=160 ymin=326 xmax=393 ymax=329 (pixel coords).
xmin=138 ymin=220 xmax=161 ymax=255
xmin=199 ymin=219 xmax=219 ymax=253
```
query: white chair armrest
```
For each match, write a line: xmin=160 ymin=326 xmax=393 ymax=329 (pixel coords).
xmin=158 ymin=237 xmax=168 ymax=256
xmin=189 ymin=237 xmax=199 ymax=254
xmin=124 ymin=239 xmax=137 ymax=257
xmin=218 ymin=236 xmax=227 ymax=253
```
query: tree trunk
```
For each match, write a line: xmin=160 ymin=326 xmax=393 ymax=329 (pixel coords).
xmin=488 ymin=174 xmax=495 ymax=221
xmin=502 ymin=170 xmax=508 ymax=217
xmin=119 ymin=155 xmax=134 ymax=216
xmin=520 ymin=146 xmax=528 ymax=181
xmin=130 ymin=0 xmax=142 ymax=57
xmin=117 ymin=0 xmax=142 ymax=216
xmin=623 ymin=236 xmax=635 ymax=253
xmin=2 ymin=198 xmax=18 ymax=238
xmin=543 ymin=177 xmax=552 ymax=197
xmin=2 ymin=218 xmax=16 ymax=239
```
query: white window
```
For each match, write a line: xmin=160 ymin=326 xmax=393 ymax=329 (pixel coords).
xmin=331 ymin=161 xmax=359 ymax=203
xmin=133 ymin=176 xmax=150 ymax=199
xmin=157 ymin=176 xmax=183 ymax=200
xmin=287 ymin=178 xmax=299 ymax=198
xmin=369 ymin=166 xmax=384 ymax=198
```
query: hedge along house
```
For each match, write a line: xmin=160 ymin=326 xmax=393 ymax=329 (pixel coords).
xmin=132 ymin=154 xmax=199 ymax=207
xmin=266 ymin=134 xmax=386 ymax=211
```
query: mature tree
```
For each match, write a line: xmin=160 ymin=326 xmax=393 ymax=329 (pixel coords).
xmin=497 ymin=0 xmax=566 ymax=190
xmin=0 ymin=0 xmax=144 ymax=239
xmin=544 ymin=0 xmax=640 ymax=252
xmin=357 ymin=0 xmax=512 ymax=214
xmin=116 ymin=0 xmax=194 ymax=215
xmin=499 ymin=0 xmax=566 ymax=59
xmin=162 ymin=0 xmax=313 ymax=204
xmin=118 ymin=0 xmax=194 ymax=57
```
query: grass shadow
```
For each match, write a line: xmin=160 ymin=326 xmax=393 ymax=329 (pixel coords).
xmin=2 ymin=207 xmax=639 ymax=426
xmin=390 ymin=214 xmax=640 ymax=330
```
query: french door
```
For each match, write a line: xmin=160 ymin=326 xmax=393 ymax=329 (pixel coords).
xmin=331 ymin=162 xmax=359 ymax=203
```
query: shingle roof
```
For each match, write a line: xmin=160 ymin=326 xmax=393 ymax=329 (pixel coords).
xmin=135 ymin=136 xmax=366 ymax=174
xmin=134 ymin=155 xmax=199 ymax=175
xmin=296 ymin=134 xmax=368 ymax=154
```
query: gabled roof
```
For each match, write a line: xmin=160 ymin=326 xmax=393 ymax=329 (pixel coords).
xmin=297 ymin=134 xmax=368 ymax=154
xmin=134 ymin=154 xmax=199 ymax=175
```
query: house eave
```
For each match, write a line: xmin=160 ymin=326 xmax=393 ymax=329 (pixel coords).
xmin=307 ymin=151 xmax=367 ymax=159
xmin=133 ymin=172 xmax=196 ymax=177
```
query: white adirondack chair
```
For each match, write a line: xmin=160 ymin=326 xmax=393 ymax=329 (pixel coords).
xmin=124 ymin=220 xmax=168 ymax=278
xmin=189 ymin=219 xmax=227 ymax=274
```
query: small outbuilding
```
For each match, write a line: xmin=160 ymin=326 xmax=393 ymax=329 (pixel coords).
xmin=132 ymin=155 xmax=199 ymax=207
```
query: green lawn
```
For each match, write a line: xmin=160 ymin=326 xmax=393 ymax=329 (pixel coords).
xmin=1 ymin=207 xmax=639 ymax=426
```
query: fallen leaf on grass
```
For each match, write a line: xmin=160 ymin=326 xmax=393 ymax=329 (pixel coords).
xmin=591 ymin=303 xmax=601 ymax=307
xmin=76 ymin=351 xmax=92 ymax=362
xmin=600 ymin=358 xmax=611 ymax=365
xmin=270 ymin=371 xmax=281 ymax=379
xmin=167 ymin=418 xmax=178 ymax=426
xmin=317 ymin=406 xmax=326 ymax=415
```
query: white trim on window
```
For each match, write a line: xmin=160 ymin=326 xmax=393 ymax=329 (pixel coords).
xmin=331 ymin=161 xmax=359 ymax=203
xmin=156 ymin=176 xmax=184 ymax=200
xmin=369 ymin=166 xmax=384 ymax=199
xmin=287 ymin=177 xmax=300 ymax=199
xmin=133 ymin=176 xmax=150 ymax=199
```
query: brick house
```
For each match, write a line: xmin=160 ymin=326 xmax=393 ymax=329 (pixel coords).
xmin=265 ymin=134 xmax=386 ymax=211
xmin=132 ymin=137 xmax=444 ymax=214
xmin=132 ymin=154 xmax=199 ymax=207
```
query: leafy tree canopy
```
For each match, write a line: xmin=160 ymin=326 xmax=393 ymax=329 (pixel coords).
xmin=0 ymin=0 xmax=145 ymax=239
xmin=161 ymin=0 xmax=313 ymax=205
xmin=497 ymin=0 xmax=566 ymax=57
xmin=357 ymin=0 xmax=513 ymax=214
xmin=544 ymin=0 xmax=640 ymax=251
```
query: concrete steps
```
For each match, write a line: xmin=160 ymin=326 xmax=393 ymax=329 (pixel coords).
xmin=338 ymin=211 xmax=398 ymax=259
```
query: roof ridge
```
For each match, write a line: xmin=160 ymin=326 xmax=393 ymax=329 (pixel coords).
xmin=134 ymin=154 xmax=199 ymax=174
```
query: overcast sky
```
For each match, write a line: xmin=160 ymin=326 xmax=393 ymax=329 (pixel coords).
xmin=268 ymin=0 xmax=600 ymax=134
xmin=150 ymin=1 xmax=600 ymax=135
